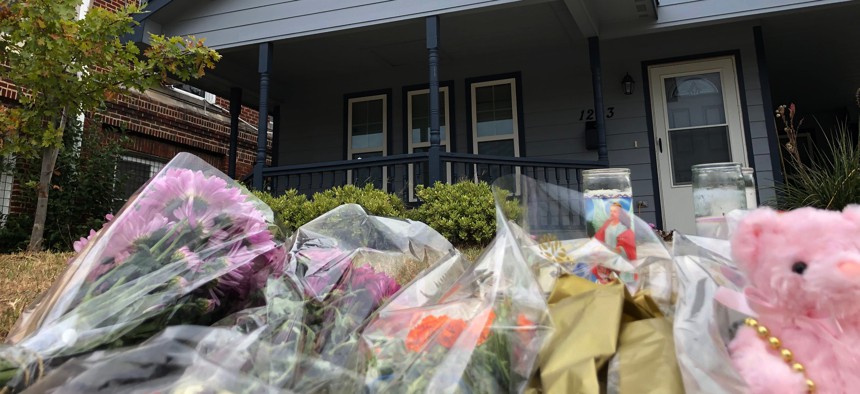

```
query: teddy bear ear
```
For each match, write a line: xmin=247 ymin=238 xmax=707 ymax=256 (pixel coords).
xmin=731 ymin=207 xmax=780 ymax=270
xmin=843 ymin=205 xmax=860 ymax=225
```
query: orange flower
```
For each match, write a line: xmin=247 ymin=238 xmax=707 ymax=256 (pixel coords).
xmin=405 ymin=310 xmax=501 ymax=352
xmin=406 ymin=315 xmax=448 ymax=352
xmin=514 ymin=313 xmax=536 ymax=344
xmin=437 ymin=319 xmax=467 ymax=348
xmin=476 ymin=310 xmax=496 ymax=346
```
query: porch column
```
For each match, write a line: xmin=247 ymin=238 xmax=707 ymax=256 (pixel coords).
xmin=587 ymin=37 xmax=609 ymax=162
xmin=426 ymin=16 xmax=442 ymax=184
xmin=254 ymin=42 xmax=274 ymax=190
xmin=228 ymin=87 xmax=242 ymax=178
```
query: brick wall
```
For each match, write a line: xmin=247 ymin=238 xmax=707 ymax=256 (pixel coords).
xmin=92 ymin=0 xmax=135 ymax=13
xmin=1 ymin=0 xmax=275 ymax=217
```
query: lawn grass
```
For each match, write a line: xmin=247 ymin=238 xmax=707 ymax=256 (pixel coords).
xmin=0 ymin=245 xmax=487 ymax=342
xmin=0 ymin=253 xmax=70 ymax=342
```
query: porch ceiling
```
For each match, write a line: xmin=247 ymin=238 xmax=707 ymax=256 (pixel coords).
xmin=183 ymin=0 xmax=585 ymax=110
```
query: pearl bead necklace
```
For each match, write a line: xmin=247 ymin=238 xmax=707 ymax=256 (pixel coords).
xmin=743 ymin=318 xmax=816 ymax=393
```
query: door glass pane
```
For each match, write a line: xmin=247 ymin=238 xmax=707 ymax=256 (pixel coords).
xmin=411 ymin=92 xmax=447 ymax=144
xmin=668 ymin=126 xmax=731 ymax=184
xmin=475 ymin=84 xmax=514 ymax=137
xmin=351 ymin=99 xmax=384 ymax=150
xmin=478 ymin=140 xmax=515 ymax=157
xmin=664 ymin=73 xmax=726 ymax=129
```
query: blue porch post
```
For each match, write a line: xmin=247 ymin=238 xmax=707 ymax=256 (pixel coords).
xmin=588 ymin=37 xmax=609 ymax=162
xmin=254 ymin=42 xmax=273 ymax=190
xmin=427 ymin=16 xmax=442 ymax=184
xmin=228 ymin=87 xmax=242 ymax=179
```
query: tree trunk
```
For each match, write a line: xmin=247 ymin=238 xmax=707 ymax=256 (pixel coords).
xmin=27 ymin=146 xmax=60 ymax=252
xmin=27 ymin=110 xmax=67 ymax=252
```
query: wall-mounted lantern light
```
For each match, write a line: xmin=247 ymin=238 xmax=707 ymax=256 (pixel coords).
xmin=622 ymin=73 xmax=635 ymax=96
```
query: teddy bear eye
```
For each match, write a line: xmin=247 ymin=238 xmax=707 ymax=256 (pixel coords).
xmin=791 ymin=262 xmax=808 ymax=275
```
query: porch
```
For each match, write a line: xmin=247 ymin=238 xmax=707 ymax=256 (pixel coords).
xmin=260 ymin=151 xmax=607 ymax=203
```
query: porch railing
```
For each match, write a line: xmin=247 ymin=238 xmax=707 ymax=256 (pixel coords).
xmin=259 ymin=152 xmax=608 ymax=235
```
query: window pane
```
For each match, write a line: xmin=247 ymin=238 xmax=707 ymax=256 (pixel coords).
xmin=351 ymin=98 xmax=385 ymax=151
xmin=492 ymin=84 xmax=512 ymax=110
xmin=366 ymin=99 xmax=383 ymax=123
xmin=669 ymin=125 xmax=731 ymax=185
xmin=411 ymin=91 xmax=447 ymax=144
xmin=478 ymin=139 xmax=515 ymax=157
xmin=475 ymin=83 xmax=514 ymax=138
xmin=352 ymin=101 xmax=368 ymax=125
xmin=664 ymin=72 xmax=726 ymax=129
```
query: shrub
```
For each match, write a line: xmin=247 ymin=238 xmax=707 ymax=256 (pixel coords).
xmin=251 ymin=189 xmax=312 ymax=232
xmin=0 ymin=120 xmax=126 ymax=252
xmin=409 ymin=181 xmax=521 ymax=247
xmin=307 ymin=184 xmax=406 ymax=220
xmin=775 ymin=104 xmax=860 ymax=210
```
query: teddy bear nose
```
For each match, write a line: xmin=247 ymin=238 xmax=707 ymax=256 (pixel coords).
xmin=838 ymin=261 xmax=860 ymax=276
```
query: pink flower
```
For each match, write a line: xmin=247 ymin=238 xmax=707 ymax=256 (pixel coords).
xmin=173 ymin=246 xmax=205 ymax=273
xmin=345 ymin=265 xmax=401 ymax=305
xmin=295 ymin=247 xmax=352 ymax=298
xmin=102 ymin=212 xmax=170 ymax=264
xmin=137 ymin=169 xmax=257 ymax=225
xmin=73 ymin=229 xmax=98 ymax=254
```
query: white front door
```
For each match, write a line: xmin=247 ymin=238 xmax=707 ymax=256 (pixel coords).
xmin=648 ymin=56 xmax=748 ymax=234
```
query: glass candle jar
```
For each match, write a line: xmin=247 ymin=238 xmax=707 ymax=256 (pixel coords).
xmin=742 ymin=167 xmax=758 ymax=209
xmin=692 ymin=163 xmax=746 ymax=239
xmin=582 ymin=168 xmax=636 ymax=260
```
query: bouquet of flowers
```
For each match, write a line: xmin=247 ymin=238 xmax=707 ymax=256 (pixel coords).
xmin=0 ymin=153 xmax=286 ymax=393
xmin=17 ymin=203 xmax=456 ymax=393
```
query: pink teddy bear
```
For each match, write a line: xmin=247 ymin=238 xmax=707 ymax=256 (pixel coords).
xmin=728 ymin=206 xmax=860 ymax=393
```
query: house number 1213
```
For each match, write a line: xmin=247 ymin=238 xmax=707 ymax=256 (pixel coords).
xmin=579 ymin=107 xmax=616 ymax=120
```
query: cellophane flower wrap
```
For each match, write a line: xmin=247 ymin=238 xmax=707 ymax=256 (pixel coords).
xmin=0 ymin=153 xmax=287 ymax=393
xmin=492 ymin=177 xmax=681 ymax=394
xmin=19 ymin=204 xmax=455 ymax=393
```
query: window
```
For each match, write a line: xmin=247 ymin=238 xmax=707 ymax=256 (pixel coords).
xmin=117 ymin=155 xmax=166 ymax=200
xmin=168 ymin=83 xmax=216 ymax=104
xmin=407 ymin=87 xmax=451 ymax=200
xmin=471 ymin=78 xmax=520 ymax=157
xmin=347 ymin=94 xmax=388 ymax=190
xmin=470 ymin=77 xmax=522 ymax=193
xmin=0 ymin=156 xmax=13 ymax=222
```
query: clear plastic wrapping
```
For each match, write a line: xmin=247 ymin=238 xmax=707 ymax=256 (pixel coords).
xmin=1 ymin=153 xmax=287 ymax=392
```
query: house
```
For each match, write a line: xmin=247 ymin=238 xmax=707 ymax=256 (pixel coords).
xmin=0 ymin=0 xmax=274 ymax=220
xmin=128 ymin=0 xmax=860 ymax=234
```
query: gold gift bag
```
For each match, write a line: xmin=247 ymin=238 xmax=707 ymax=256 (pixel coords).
xmin=528 ymin=275 xmax=625 ymax=394
xmin=527 ymin=276 xmax=683 ymax=394
xmin=607 ymin=291 xmax=684 ymax=394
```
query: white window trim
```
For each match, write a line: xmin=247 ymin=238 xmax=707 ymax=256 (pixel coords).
xmin=346 ymin=94 xmax=388 ymax=190
xmin=407 ymin=87 xmax=452 ymax=201
xmin=470 ymin=78 xmax=521 ymax=157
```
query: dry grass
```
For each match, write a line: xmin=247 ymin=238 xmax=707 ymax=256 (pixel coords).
xmin=0 ymin=253 xmax=70 ymax=342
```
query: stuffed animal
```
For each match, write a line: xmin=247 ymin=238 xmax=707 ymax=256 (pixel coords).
xmin=728 ymin=206 xmax=860 ymax=394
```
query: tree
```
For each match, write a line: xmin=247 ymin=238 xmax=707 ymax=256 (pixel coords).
xmin=0 ymin=0 xmax=221 ymax=251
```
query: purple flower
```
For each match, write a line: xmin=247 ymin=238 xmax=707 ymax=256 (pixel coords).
xmin=345 ymin=265 xmax=401 ymax=305
xmin=173 ymin=246 xmax=205 ymax=273
xmin=137 ymin=169 xmax=256 ymax=225
xmin=73 ymin=229 xmax=97 ymax=254
xmin=296 ymin=247 xmax=352 ymax=298
xmin=103 ymin=212 xmax=170 ymax=264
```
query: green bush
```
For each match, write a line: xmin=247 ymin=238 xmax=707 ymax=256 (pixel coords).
xmin=0 ymin=120 xmax=127 ymax=252
xmin=409 ymin=181 xmax=521 ymax=247
xmin=251 ymin=189 xmax=312 ymax=232
xmin=307 ymin=184 xmax=406 ymax=220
